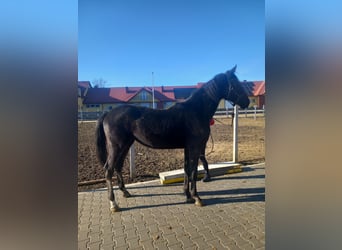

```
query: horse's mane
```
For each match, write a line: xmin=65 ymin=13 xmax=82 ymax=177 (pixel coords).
xmin=202 ymin=78 xmax=221 ymax=103
xmin=173 ymin=73 xmax=227 ymax=108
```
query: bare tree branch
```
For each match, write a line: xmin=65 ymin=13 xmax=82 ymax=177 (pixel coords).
xmin=92 ymin=77 xmax=107 ymax=88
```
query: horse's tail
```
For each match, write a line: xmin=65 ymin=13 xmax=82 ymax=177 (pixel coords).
xmin=95 ymin=112 xmax=108 ymax=166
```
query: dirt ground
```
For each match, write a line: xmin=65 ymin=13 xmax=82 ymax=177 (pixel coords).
xmin=78 ymin=115 xmax=265 ymax=191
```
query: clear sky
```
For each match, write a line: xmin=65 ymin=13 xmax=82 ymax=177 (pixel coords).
xmin=78 ymin=0 xmax=264 ymax=87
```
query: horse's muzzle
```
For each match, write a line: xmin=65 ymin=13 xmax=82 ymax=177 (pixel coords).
xmin=238 ymin=97 xmax=250 ymax=109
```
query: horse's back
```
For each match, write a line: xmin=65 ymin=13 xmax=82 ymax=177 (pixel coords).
xmin=104 ymin=105 xmax=144 ymax=124
xmin=101 ymin=105 xmax=142 ymax=140
xmin=102 ymin=104 xmax=208 ymax=149
xmin=105 ymin=105 xmax=187 ymax=148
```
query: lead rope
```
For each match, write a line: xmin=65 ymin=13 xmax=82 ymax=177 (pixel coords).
xmin=206 ymin=119 xmax=216 ymax=156
xmin=207 ymin=111 xmax=234 ymax=156
xmin=206 ymin=132 xmax=215 ymax=156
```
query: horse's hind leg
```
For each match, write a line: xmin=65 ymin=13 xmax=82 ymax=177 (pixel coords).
xmin=115 ymin=140 xmax=134 ymax=198
xmin=105 ymin=140 xmax=132 ymax=212
xmin=117 ymin=171 xmax=131 ymax=198
xmin=115 ymin=153 xmax=132 ymax=198
xmin=104 ymin=164 xmax=120 ymax=212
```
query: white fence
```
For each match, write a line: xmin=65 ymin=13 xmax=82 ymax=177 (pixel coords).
xmin=78 ymin=108 xmax=265 ymax=121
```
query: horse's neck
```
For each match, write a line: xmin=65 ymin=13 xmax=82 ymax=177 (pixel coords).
xmin=203 ymin=80 xmax=221 ymax=104
xmin=186 ymin=87 xmax=221 ymax=120
xmin=203 ymin=93 xmax=221 ymax=119
xmin=202 ymin=80 xmax=223 ymax=117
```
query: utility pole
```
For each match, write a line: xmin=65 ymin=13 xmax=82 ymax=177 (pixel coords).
xmin=152 ymin=72 xmax=155 ymax=109
xmin=233 ymin=105 xmax=239 ymax=162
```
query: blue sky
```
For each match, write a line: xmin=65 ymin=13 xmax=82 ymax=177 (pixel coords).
xmin=79 ymin=0 xmax=264 ymax=87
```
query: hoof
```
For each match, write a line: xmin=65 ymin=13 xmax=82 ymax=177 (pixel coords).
xmin=202 ymin=176 xmax=211 ymax=182
xmin=195 ymin=199 xmax=204 ymax=207
xmin=110 ymin=205 xmax=120 ymax=212
xmin=123 ymin=190 xmax=131 ymax=198
xmin=186 ymin=198 xmax=195 ymax=204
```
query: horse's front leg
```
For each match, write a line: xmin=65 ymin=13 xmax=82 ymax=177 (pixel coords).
xmin=189 ymin=159 xmax=204 ymax=207
xmin=183 ymin=148 xmax=194 ymax=203
xmin=185 ymin=148 xmax=204 ymax=206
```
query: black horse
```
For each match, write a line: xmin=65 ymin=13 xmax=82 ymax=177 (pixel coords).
xmin=95 ymin=66 xmax=249 ymax=212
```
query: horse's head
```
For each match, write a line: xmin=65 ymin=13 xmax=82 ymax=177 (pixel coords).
xmin=220 ymin=66 xmax=250 ymax=109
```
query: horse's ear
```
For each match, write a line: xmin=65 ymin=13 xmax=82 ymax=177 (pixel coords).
xmin=226 ymin=65 xmax=237 ymax=76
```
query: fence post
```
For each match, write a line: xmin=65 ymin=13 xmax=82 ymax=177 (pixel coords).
xmin=129 ymin=144 xmax=135 ymax=179
xmin=254 ymin=105 xmax=257 ymax=120
xmin=233 ymin=105 xmax=239 ymax=163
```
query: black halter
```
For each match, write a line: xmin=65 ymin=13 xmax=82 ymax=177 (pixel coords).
xmin=203 ymin=72 xmax=245 ymax=107
xmin=226 ymin=78 xmax=245 ymax=107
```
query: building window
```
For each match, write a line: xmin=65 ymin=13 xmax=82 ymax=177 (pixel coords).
xmin=141 ymin=91 xmax=147 ymax=101
xmin=86 ymin=104 xmax=100 ymax=108
xmin=138 ymin=103 xmax=151 ymax=108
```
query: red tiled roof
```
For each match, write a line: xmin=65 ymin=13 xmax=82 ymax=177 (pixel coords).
xmin=242 ymin=81 xmax=265 ymax=97
xmin=78 ymin=81 xmax=91 ymax=88
xmin=143 ymin=87 xmax=175 ymax=102
xmin=84 ymin=86 xmax=175 ymax=104
xmin=109 ymin=87 xmax=136 ymax=102
xmin=152 ymin=85 xmax=200 ymax=100
xmin=82 ymin=81 xmax=265 ymax=104
xmin=83 ymin=88 xmax=121 ymax=104
xmin=252 ymin=81 xmax=265 ymax=96
xmin=78 ymin=81 xmax=92 ymax=98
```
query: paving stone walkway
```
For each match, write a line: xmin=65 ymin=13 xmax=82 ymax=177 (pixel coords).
xmin=78 ymin=163 xmax=265 ymax=249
